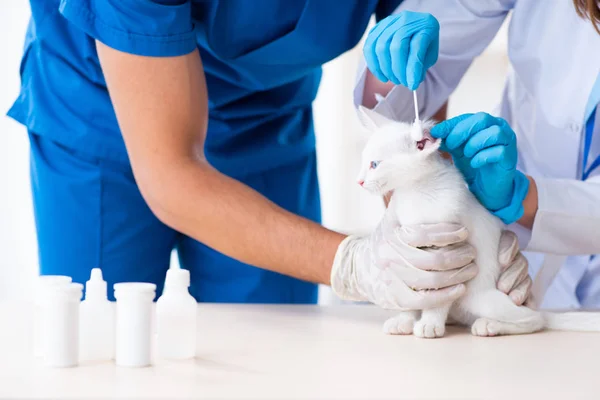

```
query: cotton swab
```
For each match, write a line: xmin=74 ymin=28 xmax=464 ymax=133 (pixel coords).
xmin=411 ymin=90 xmax=424 ymax=141
xmin=413 ymin=90 xmax=420 ymax=123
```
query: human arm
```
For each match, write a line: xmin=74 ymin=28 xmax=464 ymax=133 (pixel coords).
xmin=97 ymin=44 xmax=343 ymax=284
xmin=59 ymin=0 xmax=341 ymax=284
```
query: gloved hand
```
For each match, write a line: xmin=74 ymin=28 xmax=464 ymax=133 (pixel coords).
xmin=497 ymin=230 xmax=531 ymax=305
xmin=363 ymin=11 xmax=440 ymax=90
xmin=330 ymin=206 xmax=478 ymax=310
xmin=431 ymin=112 xmax=530 ymax=224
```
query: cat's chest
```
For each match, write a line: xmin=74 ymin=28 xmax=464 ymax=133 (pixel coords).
xmin=391 ymin=187 xmax=462 ymax=226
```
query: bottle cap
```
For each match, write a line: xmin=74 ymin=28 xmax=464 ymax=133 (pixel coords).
xmin=36 ymin=275 xmax=73 ymax=304
xmin=113 ymin=282 xmax=157 ymax=300
xmin=45 ymin=282 xmax=84 ymax=302
xmin=164 ymin=267 xmax=190 ymax=289
xmin=85 ymin=268 xmax=108 ymax=301
xmin=38 ymin=275 xmax=72 ymax=286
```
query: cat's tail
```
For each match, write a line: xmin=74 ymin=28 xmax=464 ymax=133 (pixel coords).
xmin=542 ymin=311 xmax=600 ymax=332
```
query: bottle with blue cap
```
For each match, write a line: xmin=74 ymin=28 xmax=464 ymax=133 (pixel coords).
xmin=79 ymin=268 xmax=115 ymax=362
xmin=156 ymin=265 xmax=197 ymax=360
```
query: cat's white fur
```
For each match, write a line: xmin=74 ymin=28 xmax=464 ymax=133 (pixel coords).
xmin=356 ymin=106 xmax=600 ymax=338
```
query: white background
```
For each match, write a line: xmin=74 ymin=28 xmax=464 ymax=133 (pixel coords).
xmin=0 ymin=1 xmax=509 ymax=302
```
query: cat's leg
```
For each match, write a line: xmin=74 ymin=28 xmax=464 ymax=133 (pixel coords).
xmin=471 ymin=317 xmax=542 ymax=336
xmin=465 ymin=290 xmax=545 ymax=337
xmin=383 ymin=310 xmax=419 ymax=335
xmin=413 ymin=305 xmax=451 ymax=338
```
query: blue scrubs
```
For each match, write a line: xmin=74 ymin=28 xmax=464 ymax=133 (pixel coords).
xmin=8 ymin=0 xmax=402 ymax=302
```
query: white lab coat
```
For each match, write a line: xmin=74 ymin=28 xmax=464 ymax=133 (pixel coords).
xmin=354 ymin=0 xmax=600 ymax=309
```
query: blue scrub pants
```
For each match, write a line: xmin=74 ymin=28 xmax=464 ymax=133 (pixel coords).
xmin=29 ymin=132 xmax=320 ymax=303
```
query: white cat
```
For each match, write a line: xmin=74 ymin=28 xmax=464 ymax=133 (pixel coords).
xmin=356 ymin=106 xmax=600 ymax=338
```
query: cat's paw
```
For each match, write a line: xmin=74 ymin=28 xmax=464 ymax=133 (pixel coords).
xmin=471 ymin=318 xmax=501 ymax=337
xmin=413 ymin=319 xmax=445 ymax=338
xmin=383 ymin=314 xmax=415 ymax=335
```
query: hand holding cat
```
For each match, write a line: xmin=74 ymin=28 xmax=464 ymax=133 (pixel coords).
xmin=363 ymin=11 xmax=439 ymax=90
xmin=330 ymin=206 xmax=479 ymax=310
xmin=431 ymin=112 xmax=530 ymax=225
xmin=330 ymin=207 xmax=531 ymax=309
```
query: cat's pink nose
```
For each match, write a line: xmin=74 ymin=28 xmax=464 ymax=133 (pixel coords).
xmin=358 ymin=180 xmax=364 ymax=186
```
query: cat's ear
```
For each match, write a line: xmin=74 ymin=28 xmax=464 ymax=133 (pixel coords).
xmin=356 ymin=106 xmax=392 ymax=131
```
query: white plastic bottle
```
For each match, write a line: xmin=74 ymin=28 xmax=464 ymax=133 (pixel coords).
xmin=79 ymin=269 xmax=115 ymax=362
xmin=42 ymin=282 xmax=83 ymax=368
xmin=34 ymin=275 xmax=72 ymax=358
xmin=156 ymin=267 xmax=197 ymax=360
xmin=114 ymin=282 xmax=156 ymax=367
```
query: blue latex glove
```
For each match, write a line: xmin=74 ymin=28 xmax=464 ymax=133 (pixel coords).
xmin=363 ymin=11 xmax=440 ymax=90
xmin=430 ymin=112 xmax=530 ymax=225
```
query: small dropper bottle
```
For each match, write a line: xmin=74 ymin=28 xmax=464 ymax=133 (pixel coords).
xmin=79 ymin=268 xmax=115 ymax=362
xmin=156 ymin=266 xmax=197 ymax=360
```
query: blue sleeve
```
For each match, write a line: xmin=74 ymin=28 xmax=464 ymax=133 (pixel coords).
xmin=59 ymin=0 xmax=197 ymax=57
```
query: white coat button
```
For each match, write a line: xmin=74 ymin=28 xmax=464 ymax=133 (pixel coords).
xmin=569 ymin=121 xmax=581 ymax=133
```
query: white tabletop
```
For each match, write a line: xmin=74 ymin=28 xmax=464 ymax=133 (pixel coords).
xmin=0 ymin=302 xmax=597 ymax=399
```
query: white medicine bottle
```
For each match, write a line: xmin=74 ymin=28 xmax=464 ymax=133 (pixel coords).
xmin=34 ymin=275 xmax=72 ymax=358
xmin=79 ymin=268 xmax=115 ymax=362
xmin=43 ymin=282 xmax=83 ymax=368
xmin=156 ymin=267 xmax=197 ymax=360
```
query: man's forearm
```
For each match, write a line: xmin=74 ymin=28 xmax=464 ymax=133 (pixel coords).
xmin=144 ymin=159 xmax=344 ymax=285
xmin=97 ymin=43 xmax=343 ymax=285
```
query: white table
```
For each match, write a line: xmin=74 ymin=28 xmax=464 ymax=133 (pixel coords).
xmin=0 ymin=303 xmax=597 ymax=399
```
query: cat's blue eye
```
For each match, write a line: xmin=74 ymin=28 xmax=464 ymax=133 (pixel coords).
xmin=370 ymin=161 xmax=380 ymax=169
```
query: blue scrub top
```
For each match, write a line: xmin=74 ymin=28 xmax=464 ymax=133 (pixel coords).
xmin=8 ymin=0 xmax=402 ymax=178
